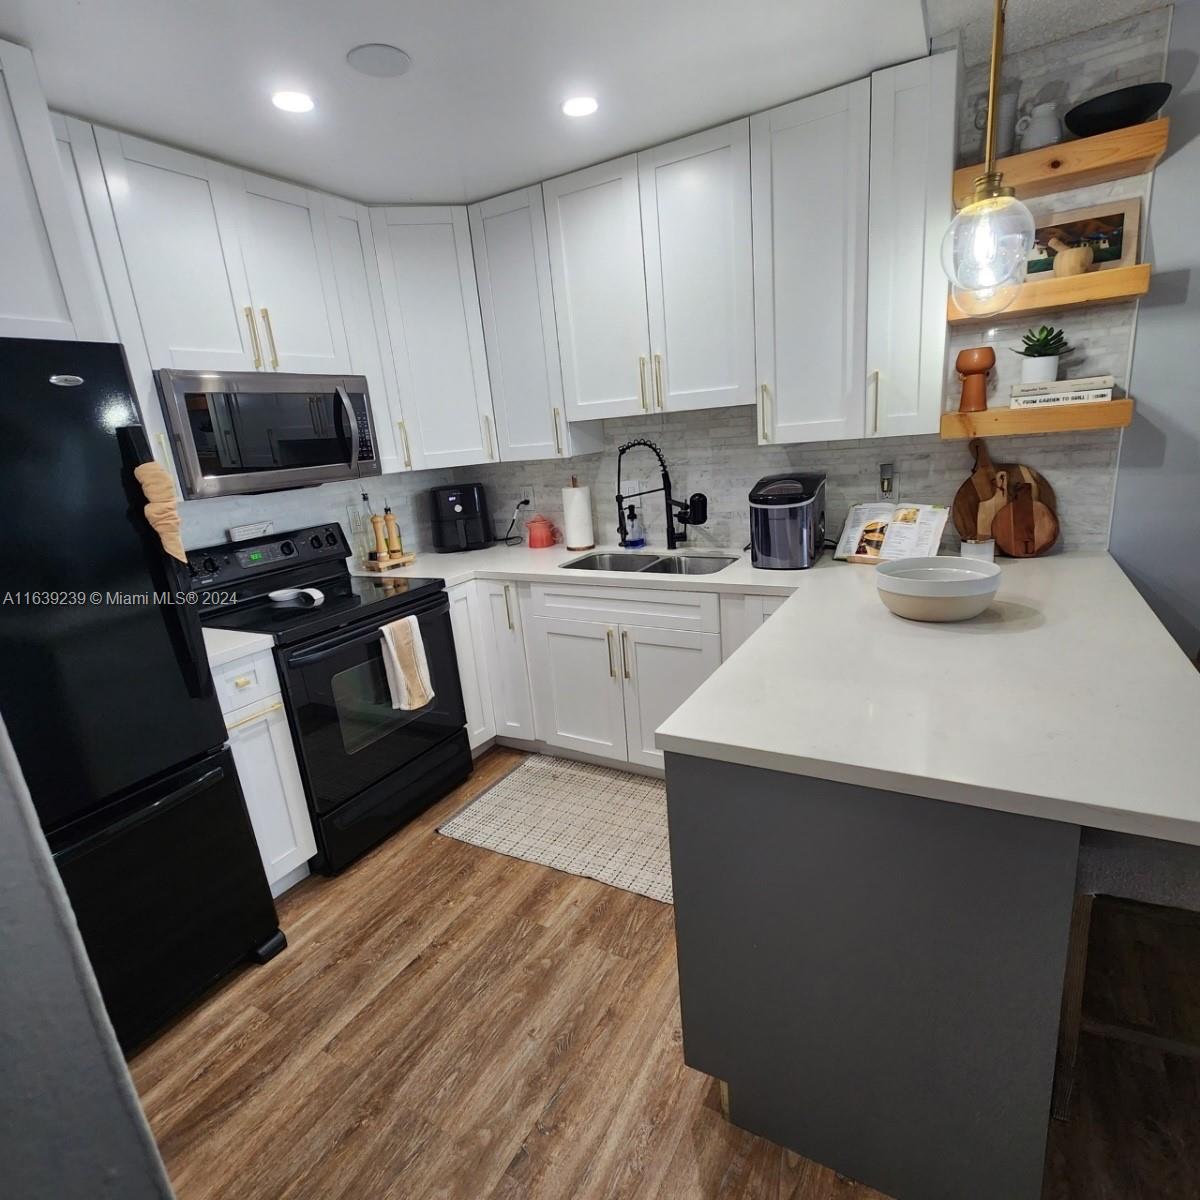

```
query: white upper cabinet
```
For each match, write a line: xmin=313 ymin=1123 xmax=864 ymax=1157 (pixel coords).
xmin=95 ymin=127 xmax=259 ymax=371
xmin=322 ymin=194 xmax=413 ymax=472
xmin=543 ymin=156 xmax=651 ymax=421
xmin=469 ymin=186 xmax=571 ymax=461
xmin=233 ymin=171 xmax=348 ymax=373
xmin=752 ymin=79 xmax=870 ymax=444
xmin=0 ymin=40 xmax=107 ymax=341
xmin=372 ymin=205 xmax=496 ymax=469
xmin=638 ymin=120 xmax=756 ymax=413
xmin=867 ymin=52 xmax=958 ymax=438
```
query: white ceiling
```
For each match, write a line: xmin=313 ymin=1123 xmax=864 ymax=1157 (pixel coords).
xmin=0 ymin=0 xmax=930 ymax=204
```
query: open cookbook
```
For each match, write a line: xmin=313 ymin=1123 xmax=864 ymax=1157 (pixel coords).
xmin=834 ymin=502 xmax=950 ymax=564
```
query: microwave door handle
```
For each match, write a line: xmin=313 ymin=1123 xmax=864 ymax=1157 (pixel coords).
xmin=337 ymin=386 xmax=360 ymax=471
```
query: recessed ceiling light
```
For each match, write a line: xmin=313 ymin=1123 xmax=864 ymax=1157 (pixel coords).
xmin=561 ymin=96 xmax=598 ymax=118
xmin=347 ymin=43 xmax=413 ymax=78
xmin=272 ymin=91 xmax=314 ymax=113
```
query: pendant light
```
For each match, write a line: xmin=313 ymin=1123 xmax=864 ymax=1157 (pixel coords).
xmin=941 ymin=0 xmax=1035 ymax=316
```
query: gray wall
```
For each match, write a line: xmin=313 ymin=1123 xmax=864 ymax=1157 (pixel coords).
xmin=1111 ymin=0 xmax=1200 ymax=660
xmin=0 ymin=721 xmax=174 ymax=1200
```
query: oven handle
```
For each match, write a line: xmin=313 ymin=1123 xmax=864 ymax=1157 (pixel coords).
xmin=337 ymin=386 xmax=360 ymax=470
xmin=284 ymin=595 xmax=449 ymax=667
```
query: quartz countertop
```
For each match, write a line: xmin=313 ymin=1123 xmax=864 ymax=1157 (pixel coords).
xmin=202 ymin=625 xmax=275 ymax=667
xmin=656 ymin=553 xmax=1200 ymax=845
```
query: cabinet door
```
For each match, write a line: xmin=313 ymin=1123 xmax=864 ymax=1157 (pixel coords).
xmin=95 ymin=127 xmax=257 ymax=371
xmin=528 ymin=616 xmax=627 ymax=762
xmin=0 ymin=40 xmax=107 ymax=340
xmin=372 ymin=205 xmax=496 ymax=468
xmin=751 ymin=80 xmax=869 ymax=444
xmin=448 ymin=581 xmax=496 ymax=750
xmin=620 ymin=625 xmax=721 ymax=769
xmin=867 ymin=53 xmax=958 ymax=437
xmin=479 ymin=580 xmax=536 ymax=740
xmin=638 ymin=120 xmax=756 ymax=413
xmin=225 ymin=696 xmax=316 ymax=891
xmin=235 ymin=171 xmax=348 ymax=373
xmin=542 ymin=157 xmax=650 ymax=421
xmin=324 ymin=194 xmax=415 ymax=473
xmin=469 ymin=187 xmax=567 ymax=461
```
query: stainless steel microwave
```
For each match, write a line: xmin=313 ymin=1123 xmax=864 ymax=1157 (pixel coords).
xmin=155 ymin=370 xmax=382 ymax=500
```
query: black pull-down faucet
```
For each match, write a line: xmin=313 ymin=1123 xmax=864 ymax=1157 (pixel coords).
xmin=615 ymin=438 xmax=708 ymax=550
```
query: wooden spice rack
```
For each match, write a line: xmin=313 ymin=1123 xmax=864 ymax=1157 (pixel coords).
xmin=939 ymin=398 xmax=1134 ymax=439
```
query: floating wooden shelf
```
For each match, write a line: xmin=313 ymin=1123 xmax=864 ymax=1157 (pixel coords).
xmin=940 ymin=398 xmax=1134 ymax=439
xmin=947 ymin=263 xmax=1151 ymax=324
xmin=953 ymin=119 xmax=1169 ymax=208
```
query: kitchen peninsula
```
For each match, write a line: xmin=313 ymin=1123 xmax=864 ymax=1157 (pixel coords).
xmin=657 ymin=553 xmax=1200 ymax=1200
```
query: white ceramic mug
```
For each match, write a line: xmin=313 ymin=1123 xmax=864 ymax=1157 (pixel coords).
xmin=1017 ymin=103 xmax=1060 ymax=151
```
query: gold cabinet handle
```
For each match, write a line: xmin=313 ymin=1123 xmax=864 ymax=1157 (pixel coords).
xmin=396 ymin=419 xmax=412 ymax=469
xmin=653 ymin=353 xmax=664 ymax=410
xmin=233 ymin=675 xmax=252 ymax=689
xmin=869 ymin=369 xmax=881 ymax=435
xmin=552 ymin=407 xmax=563 ymax=456
xmin=226 ymin=701 xmax=282 ymax=731
xmin=259 ymin=307 xmax=279 ymax=369
xmin=760 ymin=382 xmax=772 ymax=443
xmin=481 ymin=413 xmax=495 ymax=460
xmin=606 ymin=628 xmax=616 ymax=679
xmin=637 ymin=355 xmax=649 ymax=412
xmin=503 ymin=584 xmax=514 ymax=631
xmin=621 ymin=630 xmax=631 ymax=679
xmin=244 ymin=306 xmax=263 ymax=369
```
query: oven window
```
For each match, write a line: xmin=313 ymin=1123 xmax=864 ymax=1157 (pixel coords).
xmin=330 ymin=655 xmax=427 ymax=755
xmin=185 ymin=390 xmax=350 ymax=476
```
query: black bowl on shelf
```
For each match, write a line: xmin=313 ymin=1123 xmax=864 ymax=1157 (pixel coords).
xmin=1064 ymin=82 xmax=1172 ymax=138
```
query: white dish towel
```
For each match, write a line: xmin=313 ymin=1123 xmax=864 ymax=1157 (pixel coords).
xmin=380 ymin=615 xmax=435 ymax=711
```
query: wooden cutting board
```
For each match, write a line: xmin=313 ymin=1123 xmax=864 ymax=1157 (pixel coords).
xmin=952 ymin=438 xmax=1058 ymax=543
xmin=992 ymin=482 xmax=1060 ymax=557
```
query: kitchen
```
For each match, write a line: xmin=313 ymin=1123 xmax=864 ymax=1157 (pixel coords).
xmin=2 ymin=1 xmax=1199 ymax=1198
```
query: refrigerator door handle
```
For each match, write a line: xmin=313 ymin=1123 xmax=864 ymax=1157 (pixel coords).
xmin=55 ymin=766 xmax=226 ymax=862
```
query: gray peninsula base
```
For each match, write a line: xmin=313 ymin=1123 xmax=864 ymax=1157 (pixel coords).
xmin=664 ymin=752 xmax=1081 ymax=1200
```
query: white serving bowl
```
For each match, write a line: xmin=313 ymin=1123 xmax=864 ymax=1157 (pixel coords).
xmin=875 ymin=556 xmax=1001 ymax=623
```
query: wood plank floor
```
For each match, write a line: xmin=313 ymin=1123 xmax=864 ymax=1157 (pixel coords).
xmin=131 ymin=749 xmax=1200 ymax=1199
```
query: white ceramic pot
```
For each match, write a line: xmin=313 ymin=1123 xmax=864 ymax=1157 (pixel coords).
xmin=1017 ymin=103 xmax=1060 ymax=151
xmin=1020 ymin=354 xmax=1060 ymax=385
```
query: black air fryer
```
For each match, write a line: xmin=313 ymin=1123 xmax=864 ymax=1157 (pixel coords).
xmin=429 ymin=482 xmax=494 ymax=552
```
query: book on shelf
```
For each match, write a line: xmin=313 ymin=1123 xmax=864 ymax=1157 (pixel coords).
xmin=1010 ymin=388 xmax=1113 ymax=408
xmin=1011 ymin=374 xmax=1114 ymax=398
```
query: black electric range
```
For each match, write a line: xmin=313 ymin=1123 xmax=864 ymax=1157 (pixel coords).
xmin=191 ymin=524 xmax=471 ymax=873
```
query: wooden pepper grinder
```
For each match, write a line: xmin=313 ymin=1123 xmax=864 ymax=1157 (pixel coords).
xmin=956 ymin=346 xmax=996 ymax=414
xmin=369 ymin=509 xmax=389 ymax=562
xmin=383 ymin=501 xmax=403 ymax=557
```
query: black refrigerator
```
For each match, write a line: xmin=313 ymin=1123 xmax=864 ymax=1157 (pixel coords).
xmin=0 ymin=337 xmax=283 ymax=1052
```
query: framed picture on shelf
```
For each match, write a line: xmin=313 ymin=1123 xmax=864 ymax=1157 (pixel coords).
xmin=1025 ymin=199 xmax=1141 ymax=276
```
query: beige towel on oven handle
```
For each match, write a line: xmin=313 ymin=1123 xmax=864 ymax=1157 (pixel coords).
xmin=380 ymin=615 xmax=435 ymax=711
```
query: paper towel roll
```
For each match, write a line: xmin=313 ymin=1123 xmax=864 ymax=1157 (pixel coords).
xmin=562 ymin=486 xmax=595 ymax=550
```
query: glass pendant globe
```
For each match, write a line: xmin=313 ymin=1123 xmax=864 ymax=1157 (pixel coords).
xmin=941 ymin=193 xmax=1036 ymax=298
xmin=951 ymin=280 xmax=1022 ymax=318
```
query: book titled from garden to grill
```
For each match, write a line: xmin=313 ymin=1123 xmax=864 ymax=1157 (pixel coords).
xmin=1010 ymin=375 xmax=1116 ymax=408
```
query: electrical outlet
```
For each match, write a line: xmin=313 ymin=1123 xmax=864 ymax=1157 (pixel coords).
xmin=519 ymin=485 xmax=535 ymax=506
xmin=624 ymin=478 xmax=644 ymax=502
xmin=878 ymin=463 xmax=896 ymax=500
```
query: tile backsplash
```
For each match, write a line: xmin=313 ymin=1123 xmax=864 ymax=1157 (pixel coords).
xmin=180 ymin=405 xmax=1119 ymax=557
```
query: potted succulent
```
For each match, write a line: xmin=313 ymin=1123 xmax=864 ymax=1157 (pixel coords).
xmin=1012 ymin=325 xmax=1071 ymax=385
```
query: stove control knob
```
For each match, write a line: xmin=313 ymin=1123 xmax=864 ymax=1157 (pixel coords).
xmin=201 ymin=556 xmax=217 ymax=574
xmin=310 ymin=535 xmax=322 ymax=550
xmin=280 ymin=540 xmax=295 ymax=556
xmin=325 ymin=531 xmax=338 ymax=547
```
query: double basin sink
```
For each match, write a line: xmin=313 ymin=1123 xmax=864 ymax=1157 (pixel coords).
xmin=561 ymin=551 xmax=737 ymax=576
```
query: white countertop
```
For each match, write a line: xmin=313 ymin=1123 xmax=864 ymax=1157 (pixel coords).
xmin=349 ymin=542 xmax=816 ymax=595
xmin=657 ymin=553 xmax=1200 ymax=845
xmin=202 ymin=625 xmax=275 ymax=667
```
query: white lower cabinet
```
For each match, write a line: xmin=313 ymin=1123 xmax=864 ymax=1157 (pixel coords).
xmin=527 ymin=609 xmax=722 ymax=769
xmin=448 ymin=581 xmax=496 ymax=750
xmin=225 ymin=695 xmax=316 ymax=896
xmin=719 ymin=592 xmax=788 ymax=659
xmin=478 ymin=580 xmax=536 ymax=739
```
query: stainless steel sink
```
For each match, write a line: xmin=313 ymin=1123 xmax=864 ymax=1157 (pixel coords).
xmin=640 ymin=555 xmax=738 ymax=575
xmin=560 ymin=551 xmax=737 ymax=575
xmin=561 ymin=551 xmax=663 ymax=572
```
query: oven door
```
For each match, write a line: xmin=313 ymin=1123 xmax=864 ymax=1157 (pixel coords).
xmin=278 ymin=594 xmax=467 ymax=814
xmin=155 ymin=369 xmax=381 ymax=499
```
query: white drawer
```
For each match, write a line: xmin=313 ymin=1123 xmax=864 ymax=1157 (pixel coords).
xmin=528 ymin=582 xmax=719 ymax=634
xmin=212 ymin=649 xmax=280 ymax=715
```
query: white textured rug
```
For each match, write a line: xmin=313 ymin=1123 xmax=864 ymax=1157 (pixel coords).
xmin=438 ymin=755 xmax=672 ymax=904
